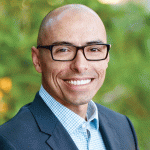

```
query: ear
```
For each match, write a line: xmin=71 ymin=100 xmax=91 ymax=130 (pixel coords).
xmin=31 ymin=46 xmax=42 ymax=73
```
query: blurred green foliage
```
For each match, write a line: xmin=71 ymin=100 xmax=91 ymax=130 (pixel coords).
xmin=0 ymin=0 xmax=150 ymax=149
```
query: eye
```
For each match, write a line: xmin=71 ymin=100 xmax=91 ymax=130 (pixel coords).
xmin=89 ymin=48 xmax=100 ymax=52
xmin=54 ymin=47 xmax=71 ymax=53
xmin=58 ymin=48 xmax=68 ymax=52
xmin=86 ymin=45 xmax=105 ymax=53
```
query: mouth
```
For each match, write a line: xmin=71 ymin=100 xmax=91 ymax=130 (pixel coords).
xmin=64 ymin=78 xmax=93 ymax=86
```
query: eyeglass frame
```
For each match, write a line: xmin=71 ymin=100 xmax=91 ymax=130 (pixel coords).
xmin=37 ymin=43 xmax=111 ymax=61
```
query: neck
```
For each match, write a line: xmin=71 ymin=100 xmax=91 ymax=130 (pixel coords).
xmin=64 ymin=103 xmax=88 ymax=120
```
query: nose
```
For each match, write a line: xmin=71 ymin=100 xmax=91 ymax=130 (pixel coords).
xmin=70 ymin=49 xmax=89 ymax=73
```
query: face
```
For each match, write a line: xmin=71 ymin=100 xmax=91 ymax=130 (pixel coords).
xmin=32 ymin=11 xmax=109 ymax=108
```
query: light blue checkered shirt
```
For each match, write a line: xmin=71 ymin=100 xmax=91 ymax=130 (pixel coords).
xmin=39 ymin=85 xmax=106 ymax=150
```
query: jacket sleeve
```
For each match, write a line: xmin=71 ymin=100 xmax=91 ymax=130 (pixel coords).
xmin=0 ymin=135 xmax=16 ymax=150
xmin=126 ymin=116 xmax=139 ymax=150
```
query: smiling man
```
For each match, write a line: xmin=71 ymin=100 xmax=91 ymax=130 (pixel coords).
xmin=0 ymin=4 xmax=138 ymax=150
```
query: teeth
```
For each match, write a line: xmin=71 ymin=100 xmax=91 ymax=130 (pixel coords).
xmin=66 ymin=79 xmax=91 ymax=85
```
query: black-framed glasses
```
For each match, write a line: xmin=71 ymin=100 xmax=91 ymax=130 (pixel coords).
xmin=37 ymin=43 xmax=110 ymax=61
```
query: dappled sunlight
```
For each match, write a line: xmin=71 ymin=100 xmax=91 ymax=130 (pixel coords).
xmin=0 ymin=102 xmax=8 ymax=113
xmin=98 ymin=0 xmax=122 ymax=4
xmin=0 ymin=77 xmax=12 ymax=93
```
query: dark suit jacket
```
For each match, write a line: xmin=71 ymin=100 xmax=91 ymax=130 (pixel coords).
xmin=0 ymin=92 xmax=138 ymax=150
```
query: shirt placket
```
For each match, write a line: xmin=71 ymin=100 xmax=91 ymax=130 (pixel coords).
xmin=81 ymin=122 xmax=91 ymax=150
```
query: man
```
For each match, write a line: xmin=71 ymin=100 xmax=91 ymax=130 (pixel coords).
xmin=0 ymin=4 xmax=138 ymax=150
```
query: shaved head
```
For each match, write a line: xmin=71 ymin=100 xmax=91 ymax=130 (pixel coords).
xmin=37 ymin=4 xmax=106 ymax=46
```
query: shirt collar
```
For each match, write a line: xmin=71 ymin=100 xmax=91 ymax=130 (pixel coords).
xmin=39 ymin=85 xmax=99 ymax=134
xmin=87 ymin=100 xmax=99 ymax=130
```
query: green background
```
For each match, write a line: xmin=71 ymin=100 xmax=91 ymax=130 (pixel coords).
xmin=0 ymin=0 xmax=150 ymax=149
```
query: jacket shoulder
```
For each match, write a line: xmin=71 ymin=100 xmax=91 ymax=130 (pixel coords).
xmin=0 ymin=104 xmax=32 ymax=135
xmin=95 ymin=103 xmax=134 ymax=133
xmin=95 ymin=103 xmax=139 ymax=150
xmin=0 ymin=104 xmax=43 ymax=149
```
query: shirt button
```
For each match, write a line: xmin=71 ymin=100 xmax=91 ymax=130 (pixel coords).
xmin=82 ymin=124 xmax=86 ymax=128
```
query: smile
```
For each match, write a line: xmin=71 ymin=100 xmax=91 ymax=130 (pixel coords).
xmin=66 ymin=79 xmax=92 ymax=85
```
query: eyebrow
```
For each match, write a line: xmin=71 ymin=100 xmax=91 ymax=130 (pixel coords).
xmin=86 ymin=40 xmax=105 ymax=45
xmin=51 ymin=40 xmax=105 ymax=46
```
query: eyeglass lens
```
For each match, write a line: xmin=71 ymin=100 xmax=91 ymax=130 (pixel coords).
xmin=52 ymin=45 xmax=108 ymax=60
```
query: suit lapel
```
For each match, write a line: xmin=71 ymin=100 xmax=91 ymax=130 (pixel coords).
xmin=29 ymin=93 xmax=78 ymax=150
xmin=96 ymin=104 xmax=121 ymax=150
xmin=46 ymin=121 xmax=78 ymax=150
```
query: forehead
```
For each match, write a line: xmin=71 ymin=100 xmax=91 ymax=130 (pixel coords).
xmin=44 ymin=10 xmax=107 ymax=45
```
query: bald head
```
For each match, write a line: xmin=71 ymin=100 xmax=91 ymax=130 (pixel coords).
xmin=37 ymin=4 xmax=106 ymax=46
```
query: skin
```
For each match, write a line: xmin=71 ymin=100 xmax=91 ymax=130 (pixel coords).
xmin=31 ymin=4 xmax=109 ymax=120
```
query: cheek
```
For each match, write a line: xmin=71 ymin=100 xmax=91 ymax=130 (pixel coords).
xmin=97 ymin=69 xmax=106 ymax=82
xmin=95 ymin=62 xmax=108 ymax=75
xmin=41 ymin=60 xmax=56 ymax=83
xmin=44 ymin=62 xmax=70 ymax=83
xmin=99 ymin=69 xmax=105 ymax=76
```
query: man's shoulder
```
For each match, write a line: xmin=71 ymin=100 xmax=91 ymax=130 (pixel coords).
xmin=0 ymin=103 xmax=33 ymax=137
xmin=95 ymin=102 xmax=135 ymax=137
xmin=0 ymin=100 xmax=52 ymax=150
xmin=95 ymin=103 xmax=139 ymax=150
xmin=0 ymin=102 xmax=43 ymax=149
